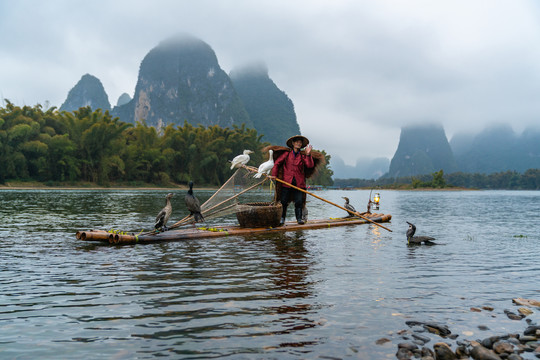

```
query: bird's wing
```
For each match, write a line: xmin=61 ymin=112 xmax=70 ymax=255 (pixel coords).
xmin=155 ymin=209 xmax=166 ymax=222
xmin=185 ymin=195 xmax=201 ymax=212
xmin=230 ymin=154 xmax=248 ymax=168
xmin=410 ymin=236 xmax=436 ymax=244
xmin=155 ymin=210 xmax=166 ymax=227
xmin=259 ymin=160 xmax=273 ymax=172
xmin=240 ymin=155 xmax=250 ymax=164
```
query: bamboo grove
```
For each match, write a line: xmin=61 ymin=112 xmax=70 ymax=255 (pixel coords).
xmin=0 ymin=102 xmax=334 ymax=186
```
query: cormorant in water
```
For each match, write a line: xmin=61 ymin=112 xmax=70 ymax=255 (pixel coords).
xmin=230 ymin=150 xmax=253 ymax=169
xmin=342 ymin=196 xmax=357 ymax=217
xmin=185 ymin=181 xmax=204 ymax=223
xmin=406 ymin=221 xmax=436 ymax=245
xmin=254 ymin=150 xmax=274 ymax=178
xmin=155 ymin=193 xmax=174 ymax=231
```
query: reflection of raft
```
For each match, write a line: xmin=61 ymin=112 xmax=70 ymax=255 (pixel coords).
xmin=76 ymin=213 xmax=392 ymax=245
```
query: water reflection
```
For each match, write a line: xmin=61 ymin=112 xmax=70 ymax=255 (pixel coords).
xmin=94 ymin=230 xmax=324 ymax=356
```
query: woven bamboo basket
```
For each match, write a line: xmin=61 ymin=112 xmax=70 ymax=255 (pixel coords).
xmin=235 ymin=202 xmax=282 ymax=228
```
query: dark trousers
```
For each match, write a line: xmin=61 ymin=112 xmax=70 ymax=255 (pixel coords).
xmin=280 ymin=184 xmax=303 ymax=220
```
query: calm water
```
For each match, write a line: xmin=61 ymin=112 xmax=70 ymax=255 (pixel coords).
xmin=1 ymin=189 xmax=539 ymax=359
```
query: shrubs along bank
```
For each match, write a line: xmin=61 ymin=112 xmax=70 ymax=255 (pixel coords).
xmin=335 ymin=169 xmax=540 ymax=190
xmin=0 ymin=102 xmax=333 ymax=186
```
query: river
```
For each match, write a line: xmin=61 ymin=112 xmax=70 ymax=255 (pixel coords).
xmin=1 ymin=189 xmax=539 ymax=359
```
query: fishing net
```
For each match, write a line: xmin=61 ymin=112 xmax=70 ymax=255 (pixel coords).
xmin=168 ymin=166 xmax=275 ymax=229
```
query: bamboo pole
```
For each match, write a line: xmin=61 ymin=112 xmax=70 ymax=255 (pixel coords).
xmin=242 ymin=165 xmax=392 ymax=232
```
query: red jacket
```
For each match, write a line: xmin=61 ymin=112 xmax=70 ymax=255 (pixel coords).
xmin=271 ymin=150 xmax=314 ymax=189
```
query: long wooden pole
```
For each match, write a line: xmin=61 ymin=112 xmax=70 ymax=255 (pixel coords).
xmin=243 ymin=165 xmax=392 ymax=232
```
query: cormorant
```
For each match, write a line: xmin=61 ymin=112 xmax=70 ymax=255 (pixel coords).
xmin=155 ymin=193 xmax=174 ymax=231
xmin=254 ymin=150 xmax=274 ymax=178
xmin=185 ymin=181 xmax=204 ymax=223
xmin=342 ymin=196 xmax=357 ymax=216
xmin=406 ymin=221 xmax=436 ymax=245
xmin=230 ymin=149 xmax=253 ymax=169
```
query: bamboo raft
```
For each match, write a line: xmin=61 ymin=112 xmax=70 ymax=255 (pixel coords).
xmin=76 ymin=213 xmax=392 ymax=245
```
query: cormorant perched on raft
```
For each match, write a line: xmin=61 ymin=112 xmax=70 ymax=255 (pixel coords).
xmin=342 ymin=197 xmax=357 ymax=217
xmin=406 ymin=221 xmax=436 ymax=245
xmin=155 ymin=193 xmax=174 ymax=232
xmin=185 ymin=181 xmax=204 ymax=223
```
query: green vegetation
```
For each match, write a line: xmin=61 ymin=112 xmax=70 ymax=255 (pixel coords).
xmin=0 ymin=102 xmax=334 ymax=187
xmin=410 ymin=170 xmax=446 ymax=189
xmin=335 ymin=169 xmax=540 ymax=190
xmin=308 ymin=150 xmax=334 ymax=187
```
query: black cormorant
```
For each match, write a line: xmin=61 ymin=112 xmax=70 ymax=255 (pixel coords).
xmin=342 ymin=196 xmax=357 ymax=216
xmin=155 ymin=193 xmax=174 ymax=231
xmin=185 ymin=181 xmax=204 ymax=223
xmin=406 ymin=221 xmax=436 ymax=245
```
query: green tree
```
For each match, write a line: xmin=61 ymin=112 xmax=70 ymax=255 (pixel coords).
xmin=308 ymin=150 xmax=333 ymax=186
xmin=431 ymin=170 xmax=446 ymax=188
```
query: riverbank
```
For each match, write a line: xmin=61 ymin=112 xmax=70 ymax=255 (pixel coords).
xmin=0 ymin=180 xmax=471 ymax=191
xmin=0 ymin=180 xmax=221 ymax=190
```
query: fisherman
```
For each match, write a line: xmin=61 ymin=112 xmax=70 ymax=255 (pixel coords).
xmin=269 ymin=135 xmax=314 ymax=225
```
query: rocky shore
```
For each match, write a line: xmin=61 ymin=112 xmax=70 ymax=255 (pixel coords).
xmin=377 ymin=298 xmax=540 ymax=359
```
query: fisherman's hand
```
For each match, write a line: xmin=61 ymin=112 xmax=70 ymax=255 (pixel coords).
xmin=305 ymin=144 xmax=312 ymax=155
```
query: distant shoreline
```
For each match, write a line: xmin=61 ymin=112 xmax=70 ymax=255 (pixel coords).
xmin=0 ymin=181 xmax=473 ymax=191
xmin=0 ymin=181 xmax=220 ymax=191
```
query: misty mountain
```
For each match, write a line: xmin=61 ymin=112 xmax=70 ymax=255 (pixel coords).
xmin=450 ymin=125 xmax=540 ymax=173
xmin=386 ymin=124 xmax=458 ymax=178
xmin=331 ymin=156 xmax=390 ymax=179
xmin=229 ymin=63 xmax=300 ymax=145
xmin=60 ymin=74 xmax=111 ymax=112
xmin=111 ymin=34 xmax=251 ymax=130
xmin=116 ymin=93 xmax=131 ymax=107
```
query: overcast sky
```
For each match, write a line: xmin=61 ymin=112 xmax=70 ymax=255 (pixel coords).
xmin=2 ymin=0 xmax=540 ymax=164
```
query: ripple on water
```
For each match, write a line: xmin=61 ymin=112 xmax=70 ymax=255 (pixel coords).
xmin=1 ymin=189 xmax=540 ymax=359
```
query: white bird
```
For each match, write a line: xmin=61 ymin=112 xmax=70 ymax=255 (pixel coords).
xmin=230 ymin=150 xmax=253 ymax=169
xmin=254 ymin=150 xmax=274 ymax=178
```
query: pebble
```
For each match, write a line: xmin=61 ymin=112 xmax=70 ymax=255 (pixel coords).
xmin=505 ymin=309 xmax=525 ymax=320
xmin=518 ymin=307 xmax=534 ymax=316
xmin=492 ymin=340 xmax=514 ymax=354
xmin=524 ymin=325 xmax=540 ymax=336
xmin=412 ymin=333 xmax=431 ymax=344
xmin=470 ymin=341 xmax=503 ymax=360
xmin=433 ymin=342 xmax=456 ymax=360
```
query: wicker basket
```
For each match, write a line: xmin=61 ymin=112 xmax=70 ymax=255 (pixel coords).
xmin=235 ymin=202 xmax=283 ymax=228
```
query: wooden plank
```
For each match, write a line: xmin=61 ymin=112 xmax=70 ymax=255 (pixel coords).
xmin=78 ymin=213 xmax=392 ymax=245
